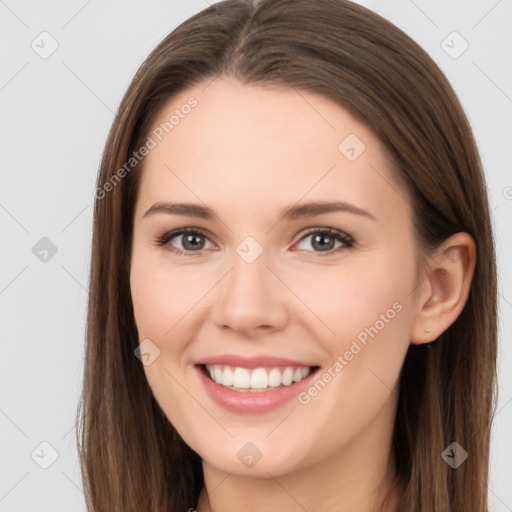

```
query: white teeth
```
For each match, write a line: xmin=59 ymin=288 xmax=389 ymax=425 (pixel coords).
xmin=281 ymin=367 xmax=294 ymax=386
xmin=205 ymin=364 xmax=313 ymax=390
xmin=250 ymin=368 xmax=268 ymax=389
xmin=233 ymin=367 xmax=250 ymax=388
xmin=222 ymin=366 xmax=233 ymax=387
xmin=214 ymin=365 xmax=222 ymax=383
xmin=268 ymin=368 xmax=282 ymax=387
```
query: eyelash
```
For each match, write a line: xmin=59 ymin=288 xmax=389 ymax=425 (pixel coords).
xmin=153 ymin=227 xmax=355 ymax=258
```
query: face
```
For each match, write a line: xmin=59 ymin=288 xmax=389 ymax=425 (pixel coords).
xmin=129 ymin=77 xmax=421 ymax=478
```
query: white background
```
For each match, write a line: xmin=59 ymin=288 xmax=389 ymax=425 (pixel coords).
xmin=0 ymin=0 xmax=511 ymax=510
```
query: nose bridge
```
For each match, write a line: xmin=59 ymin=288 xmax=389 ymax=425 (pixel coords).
xmin=212 ymin=238 xmax=288 ymax=333
xmin=224 ymin=242 xmax=273 ymax=308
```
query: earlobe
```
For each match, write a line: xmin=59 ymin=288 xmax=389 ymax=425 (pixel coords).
xmin=410 ymin=232 xmax=476 ymax=345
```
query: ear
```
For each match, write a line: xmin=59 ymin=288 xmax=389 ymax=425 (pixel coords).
xmin=410 ymin=232 xmax=476 ymax=345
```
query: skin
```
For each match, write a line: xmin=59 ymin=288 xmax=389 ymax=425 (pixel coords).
xmin=129 ymin=76 xmax=476 ymax=512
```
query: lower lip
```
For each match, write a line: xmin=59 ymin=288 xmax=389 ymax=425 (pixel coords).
xmin=195 ymin=365 xmax=318 ymax=414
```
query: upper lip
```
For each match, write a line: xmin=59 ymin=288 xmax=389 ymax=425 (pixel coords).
xmin=196 ymin=354 xmax=317 ymax=369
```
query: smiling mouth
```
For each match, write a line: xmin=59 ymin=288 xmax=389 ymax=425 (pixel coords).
xmin=199 ymin=364 xmax=320 ymax=392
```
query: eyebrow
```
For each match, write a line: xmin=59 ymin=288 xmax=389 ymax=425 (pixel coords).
xmin=142 ymin=200 xmax=376 ymax=222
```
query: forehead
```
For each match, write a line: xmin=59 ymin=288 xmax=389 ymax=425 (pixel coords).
xmin=147 ymin=76 xmax=377 ymax=158
xmin=135 ymin=77 xmax=408 ymax=224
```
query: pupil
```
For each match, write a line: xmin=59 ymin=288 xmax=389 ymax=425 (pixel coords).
xmin=184 ymin=234 xmax=204 ymax=250
xmin=314 ymin=234 xmax=333 ymax=251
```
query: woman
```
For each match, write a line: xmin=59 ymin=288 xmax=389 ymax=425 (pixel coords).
xmin=78 ymin=1 xmax=498 ymax=511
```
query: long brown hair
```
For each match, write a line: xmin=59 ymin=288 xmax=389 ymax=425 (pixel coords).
xmin=78 ymin=0 xmax=498 ymax=510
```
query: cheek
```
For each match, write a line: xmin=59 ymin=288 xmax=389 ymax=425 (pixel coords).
xmin=291 ymin=255 xmax=416 ymax=419
xmin=130 ymin=254 xmax=211 ymax=344
xmin=130 ymin=257 xmax=206 ymax=436
xmin=287 ymin=256 xmax=415 ymax=351
xmin=286 ymin=262 xmax=415 ymax=450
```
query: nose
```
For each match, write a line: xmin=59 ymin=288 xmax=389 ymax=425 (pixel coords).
xmin=211 ymin=251 xmax=289 ymax=337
